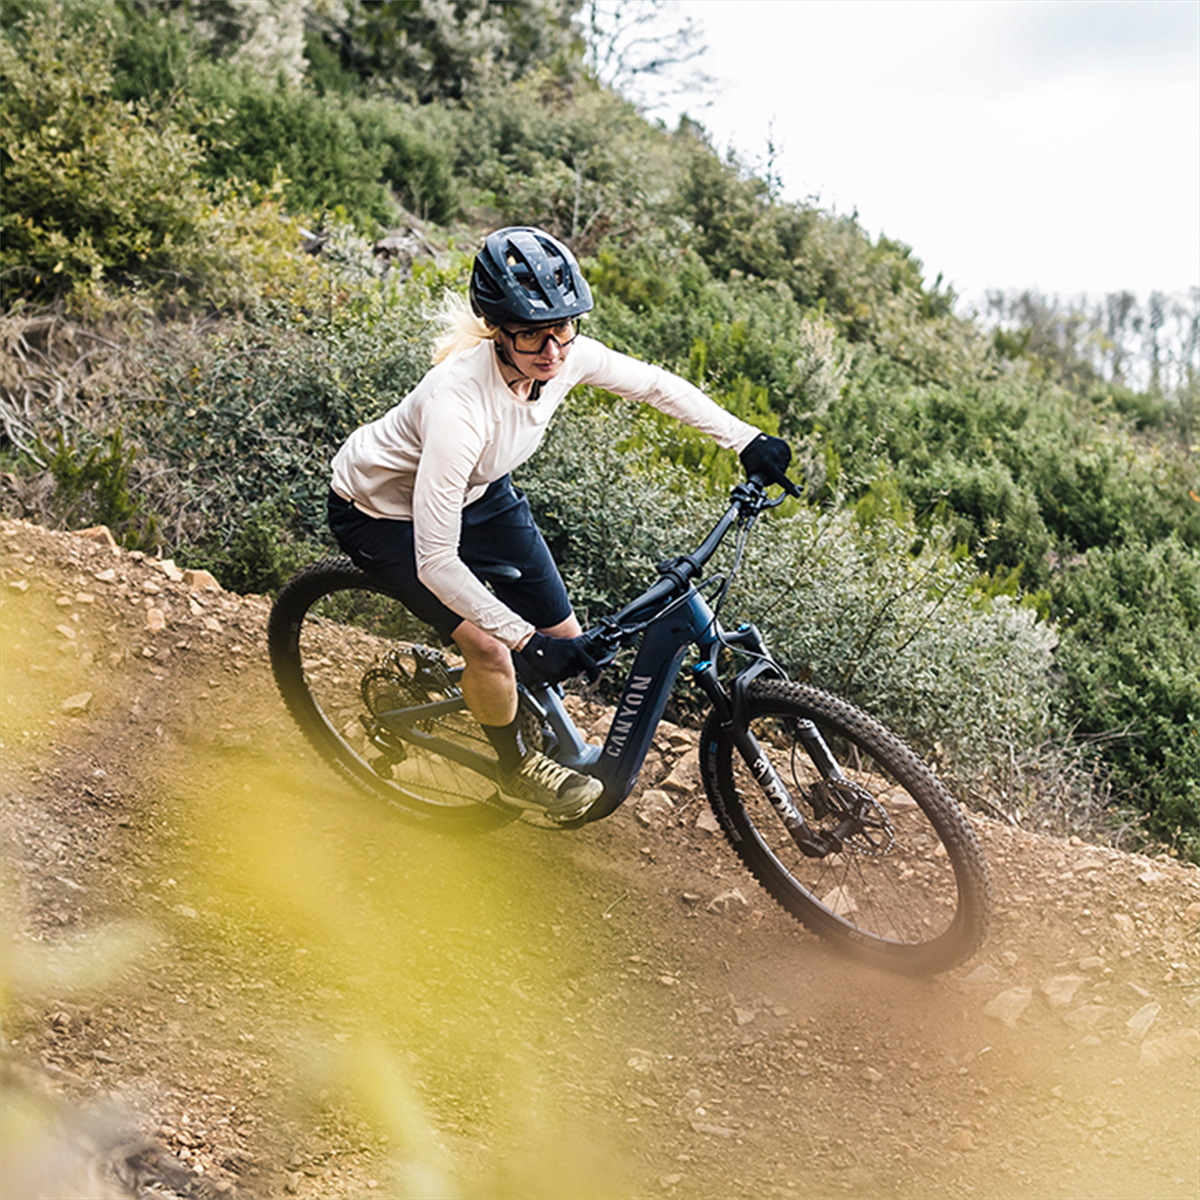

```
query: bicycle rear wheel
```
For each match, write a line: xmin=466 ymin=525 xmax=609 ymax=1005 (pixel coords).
xmin=268 ymin=557 xmax=513 ymax=831
xmin=701 ymin=679 xmax=992 ymax=974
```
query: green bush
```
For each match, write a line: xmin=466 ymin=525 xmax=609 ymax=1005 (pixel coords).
xmin=457 ymin=72 xmax=670 ymax=252
xmin=37 ymin=427 xmax=161 ymax=550
xmin=348 ymin=101 xmax=459 ymax=225
xmin=725 ymin=502 xmax=1057 ymax=790
xmin=303 ymin=0 xmax=581 ymax=105
xmin=180 ymin=68 xmax=461 ymax=231
xmin=176 ymin=497 xmax=324 ymax=596
xmin=108 ymin=0 xmax=201 ymax=104
xmin=191 ymin=66 xmax=396 ymax=229
xmin=119 ymin=244 xmax=456 ymax=550
xmin=1026 ymin=436 xmax=1196 ymax=557
xmin=817 ymin=367 xmax=1199 ymax=586
xmin=0 ymin=4 xmax=218 ymax=306
xmin=665 ymin=124 xmax=983 ymax=383
xmin=1051 ymin=539 xmax=1200 ymax=859
xmin=585 ymin=241 xmax=849 ymax=436
xmin=903 ymin=457 xmax=1053 ymax=580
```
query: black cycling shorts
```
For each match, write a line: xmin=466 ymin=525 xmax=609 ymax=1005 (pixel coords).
xmin=327 ymin=477 xmax=572 ymax=644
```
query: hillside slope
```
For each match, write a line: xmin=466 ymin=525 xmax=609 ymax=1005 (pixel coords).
xmin=1 ymin=519 xmax=1197 ymax=1200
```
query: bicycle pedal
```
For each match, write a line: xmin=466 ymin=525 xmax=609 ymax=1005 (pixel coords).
xmin=494 ymin=791 xmax=588 ymax=828
xmin=518 ymin=809 xmax=579 ymax=830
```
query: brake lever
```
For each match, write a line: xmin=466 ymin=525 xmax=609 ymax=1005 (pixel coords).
xmin=747 ymin=470 xmax=801 ymax=501
xmin=579 ymin=622 xmax=625 ymax=670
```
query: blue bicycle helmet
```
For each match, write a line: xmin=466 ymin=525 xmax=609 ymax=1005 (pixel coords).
xmin=470 ymin=227 xmax=593 ymax=326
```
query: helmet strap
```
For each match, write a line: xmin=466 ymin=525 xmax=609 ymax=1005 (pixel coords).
xmin=494 ymin=334 xmax=543 ymax=402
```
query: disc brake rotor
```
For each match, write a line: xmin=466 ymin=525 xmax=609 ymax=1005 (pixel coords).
xmin=810 ymin=778 xmax=897 ymax=856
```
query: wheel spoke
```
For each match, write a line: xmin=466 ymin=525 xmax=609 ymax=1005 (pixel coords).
xmin=268 ymin=561 xmax=513 ymax=829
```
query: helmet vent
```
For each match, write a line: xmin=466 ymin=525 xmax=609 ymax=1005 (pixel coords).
xmin=470 ymin=226 xmax=594 ymax=326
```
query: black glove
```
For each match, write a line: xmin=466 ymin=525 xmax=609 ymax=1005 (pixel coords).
xmin=739 ymin=433 xmax=800 ymax=496
xmin=516 ymin=632 xmax=602 ymax=685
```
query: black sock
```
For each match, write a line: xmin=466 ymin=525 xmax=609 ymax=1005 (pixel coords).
xmin=481 ymin=715 xmax=526 ymax=774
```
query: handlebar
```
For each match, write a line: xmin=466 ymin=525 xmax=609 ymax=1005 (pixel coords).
xmin=748 ymin=469 xmax=802 ymax=499
xmin=584 ymin=474 xmax=795 ymax=650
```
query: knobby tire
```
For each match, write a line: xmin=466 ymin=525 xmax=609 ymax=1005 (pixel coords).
xmin=701 ymin=679 xmax=992 ymax=974
xmin=268 ymin=558 xmax=513 ymax=832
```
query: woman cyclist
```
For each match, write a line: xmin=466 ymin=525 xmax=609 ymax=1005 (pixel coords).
xmin=328 ymin=226 xmax=795 ymax=822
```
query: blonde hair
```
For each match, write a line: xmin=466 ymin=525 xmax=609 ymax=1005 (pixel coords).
xmin=431 ymin=292 xmax=496 ymax=364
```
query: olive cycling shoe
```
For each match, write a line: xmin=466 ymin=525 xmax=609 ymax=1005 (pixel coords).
xmin=499 ymin=750 xmax=603 ymax=821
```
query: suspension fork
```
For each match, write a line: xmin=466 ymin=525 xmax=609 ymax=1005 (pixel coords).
xmin=693 ymin=649 xmax=848 ymax=856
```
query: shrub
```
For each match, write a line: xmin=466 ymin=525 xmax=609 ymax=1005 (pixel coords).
xmin=36 ymin=427 xmax=161 ymax=551
xmin=584 ymin=241 xmax=850 ymax=437
xmin=1051 ymin=539 xmax=1200 ymax=859
xmin=0 ymin=4 xmax=219 ymax=307
xmin=190 ymin=66 xmax=396 ymax=229
xmin=176 ymin=497 xmax=324 ymax=596
xmin=117 ymin=242 xmax=458 ymax=549
xmin=457 ymin=72 xmax=670 ymax=252
xmin=724 ymin=502 xmax=1058 ymax=795
xmin=348 ymin=101 xmax=459 ymax=225
xmin=303 ymin=0 xmax=581 ymax=105
xmin=903 ymin=457 xmax=1053 ymax=580
xmin=817 ymin=367 xmax=1198 ymax=587
xmin=108 ymin=0 xmax=203 ymax=104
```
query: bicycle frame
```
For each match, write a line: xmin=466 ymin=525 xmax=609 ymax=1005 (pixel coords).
xmin=377 ymin=579 xmax=722 ymax=811
xmin=379 ymin=480 xmax=838 ymax=835
xmin=539 ymin=583 xmax=721 ymax=817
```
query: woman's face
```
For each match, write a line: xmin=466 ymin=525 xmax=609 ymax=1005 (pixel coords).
xmin=501 ymin=319 xmax=579 ymax=382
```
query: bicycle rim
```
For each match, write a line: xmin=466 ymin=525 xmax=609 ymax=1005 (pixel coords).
xmin=268 ymin=559 xmax=512 ymax=830
xmin=702 ymin=679 xmax=991 ymax=974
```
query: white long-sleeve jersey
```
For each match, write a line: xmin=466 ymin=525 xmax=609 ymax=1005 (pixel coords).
xmin=331 ymin=335 xmax=759 ymax=647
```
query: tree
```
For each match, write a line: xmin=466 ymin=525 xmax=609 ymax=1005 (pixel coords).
xmin=582 ymin=0 xmax=711 ymax=115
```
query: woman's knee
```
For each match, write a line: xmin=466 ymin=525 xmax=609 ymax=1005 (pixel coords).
xmin=452 ymin=622 xmax=513 ymax=675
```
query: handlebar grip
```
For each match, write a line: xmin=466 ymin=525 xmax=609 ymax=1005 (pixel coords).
xmin=748 ymin=470 xmax=802 ymax=498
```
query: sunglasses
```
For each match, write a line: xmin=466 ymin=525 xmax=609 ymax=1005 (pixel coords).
xmin=502 ymin=319 xmax=581 ymax=354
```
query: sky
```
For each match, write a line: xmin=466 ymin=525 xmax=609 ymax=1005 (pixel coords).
xmin=650 ymin=0 xmax=1199 ymax=308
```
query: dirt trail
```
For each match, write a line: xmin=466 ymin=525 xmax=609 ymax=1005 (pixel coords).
xmin=2 ymin=519 xmax=1198 ymax=1200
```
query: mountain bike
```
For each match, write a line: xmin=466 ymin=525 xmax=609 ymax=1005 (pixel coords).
xmin=268 ymin=477 xmax=992 ymax=975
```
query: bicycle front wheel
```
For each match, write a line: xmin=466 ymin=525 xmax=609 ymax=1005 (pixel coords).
xmin=268 ymin=558 xmax=513 ymax=831
xmin=701 ymin=679 xmax=992 ymax=974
